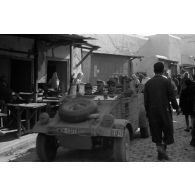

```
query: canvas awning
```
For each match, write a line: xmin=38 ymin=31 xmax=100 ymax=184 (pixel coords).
xmin=11 ymin=34 xmax=99 ymax=51
xmin=180 ymin=64 xmax=195 ymax=68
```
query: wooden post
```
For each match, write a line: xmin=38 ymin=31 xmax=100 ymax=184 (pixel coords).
xmin=129 ymin=59 xmax=133 ymax=76
xmin=33 ymin=40 xmax=39 ymax=102
xmin=26 ymin=109 xmax=30 ymax=131
xmin=70 ymin=44 xmax=73 ymax=77
xmin=68 ymin=44 xmax=73 ymax=94
xmin=75 ymin=48 xmax=94 ymax=68
xmin=16 ymin=108 xmax=22 ymax=138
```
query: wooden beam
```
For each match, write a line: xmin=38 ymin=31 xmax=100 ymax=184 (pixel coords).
xmin=68 ymin=44 xmax=73 ymax=93
xmin=74 ymin=42 xmax=99 ymax=49
xmin=74 ymin=45 xmax=95 ymax=50
xmin=75 ymin=48 xmax=94 ymax=68
xmin=70 ymin=44 xmax=73 ymax=76
xmin=0 ymin=48 xmax=33 ymax=55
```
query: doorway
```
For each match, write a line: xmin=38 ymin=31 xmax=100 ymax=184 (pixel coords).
xmin=47 ymin=60 xmax=68 ymax=92
xmin=11 ymin=59 xmax=32 ymax=92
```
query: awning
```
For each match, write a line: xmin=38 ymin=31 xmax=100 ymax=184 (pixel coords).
xmin=180 ymin=64 xmax=195 ymax=68
xmin=8 ymin=34 xmax=99 ymax=51
xmin=156 ymin=55 xmax=178 ymax=64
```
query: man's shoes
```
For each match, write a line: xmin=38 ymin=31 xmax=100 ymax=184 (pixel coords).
xmin=158 ymin=152 xmax=164 ymax=161
xmin=162 ymin=152 xmax=169 ymax=161
xmin=157 ymin=144 xmax=169 ymax=161
xmin=157 ymin=152 xmax=170 ymax=161
xmin=163 ymin=144 xmax=167 ymax=151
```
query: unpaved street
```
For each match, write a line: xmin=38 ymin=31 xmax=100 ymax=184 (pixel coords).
xmin=3 ymin=112 xmax=195 ymax=162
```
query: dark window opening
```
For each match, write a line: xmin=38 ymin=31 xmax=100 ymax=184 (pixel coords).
xmin=11 ymin=59 xmax=32 ymax=93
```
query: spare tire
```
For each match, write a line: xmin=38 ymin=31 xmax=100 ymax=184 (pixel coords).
xmin=58 ymin=98 xmax=98 ymax=123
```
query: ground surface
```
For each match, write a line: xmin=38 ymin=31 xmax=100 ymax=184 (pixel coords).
xmin=2 ymin=112 xmax=195 ymax=162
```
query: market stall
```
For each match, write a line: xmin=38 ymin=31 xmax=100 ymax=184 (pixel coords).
xmin=0 ymin=34 xmax=99 ymax=137
xmin=5 ymin=103 xmax=47 ymax=137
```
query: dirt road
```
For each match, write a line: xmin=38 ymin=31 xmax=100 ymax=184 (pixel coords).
xmin=3 ymin=113 xmax=195 ymax=162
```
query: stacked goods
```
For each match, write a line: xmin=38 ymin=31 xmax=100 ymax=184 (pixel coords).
xmin=85 ymin=83 xmax=93 ymax=95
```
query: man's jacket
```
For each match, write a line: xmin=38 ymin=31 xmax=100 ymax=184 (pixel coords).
xmin=144 ymin=75 xmax=179 ymax=115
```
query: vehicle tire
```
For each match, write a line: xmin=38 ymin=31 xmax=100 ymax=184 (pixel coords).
xmin=113 ymin=128 xmax=130 ymax=162
xmin=58 ymin=98 xmax=98 ymax=123
xmin=36 ymin=133 xmax=58 ymax=162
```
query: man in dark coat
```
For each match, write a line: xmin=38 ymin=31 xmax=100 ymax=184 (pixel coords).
xmin=188 ymin=75 xmax=195 ymax=146
xmin=144 ymin=62 xmax=180 ymax=160
xmin=179 ymin=79 xmax=193 ymax=132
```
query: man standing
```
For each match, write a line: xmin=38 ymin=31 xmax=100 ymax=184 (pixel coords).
xmin=144 ymin=62 xmax=180 ymax=160
xmin=188 ymin=75 xmax=195 ymax=146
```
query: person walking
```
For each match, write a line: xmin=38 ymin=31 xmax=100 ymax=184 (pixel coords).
xmin=179 ymin=79 xmax=193 ymax=132
xmin=180 ymin=72 xmax=190 ymax=94
xmin=187 ymin=75 xmax=195 ymax=146
xmin=144 ymin=62 xmax=180 ymax=161
xmin=172 ymin=75 xmax=179 ymax=96
xmin=177 ymin=74 xmax=182 ymax=95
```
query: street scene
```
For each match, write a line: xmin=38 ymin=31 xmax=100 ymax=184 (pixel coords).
xmin=1 ymin=34 xmax=195 ymax=162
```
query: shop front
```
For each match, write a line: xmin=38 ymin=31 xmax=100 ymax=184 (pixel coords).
xmin=0 ymin=34 xmax=98 ymax=136
xmin=0 ymin=34 xmax=98 ymax=100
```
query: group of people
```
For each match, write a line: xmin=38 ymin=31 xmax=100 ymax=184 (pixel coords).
xmin=144 ymin=62 xmax=195 ymax=161
xmin=84 ymin=74 xmax=142 ymax=96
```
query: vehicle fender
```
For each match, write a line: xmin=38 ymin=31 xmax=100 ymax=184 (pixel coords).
xmin=113 ymin=119 xmax=134 ymax=139
xmin=31 ymin=121 xmax=50 ymax=134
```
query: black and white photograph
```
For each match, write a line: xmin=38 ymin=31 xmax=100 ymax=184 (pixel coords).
xmin=1 ymin=1 xmax=195 ymax=195
xmin=1 ymin=34 xmax=195 ymax=162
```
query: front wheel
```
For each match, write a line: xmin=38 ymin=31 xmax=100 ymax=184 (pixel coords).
xmin=113 ymin=128 xmax=130 ymax=162
xmin=36 ymin=133 xmax=58 ymax=162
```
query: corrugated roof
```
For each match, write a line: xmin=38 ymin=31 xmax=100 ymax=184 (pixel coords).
xmin=82 ymin=34 xmax=147 ymax=56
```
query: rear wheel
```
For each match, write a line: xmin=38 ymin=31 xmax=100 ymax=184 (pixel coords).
xmin=36 ymin=133 xmax=58 ymax=162
xmin=113 ymin=128 xmax=130 ymax=162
